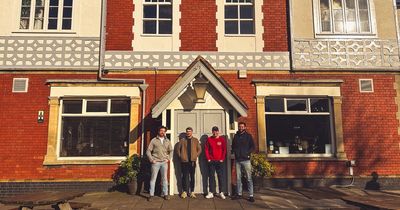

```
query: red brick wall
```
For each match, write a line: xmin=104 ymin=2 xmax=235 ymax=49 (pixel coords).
xmin=106 ymin=0 xmax=133 ymax=50
xmin=1 ymin=72 xmax=399 ymax=180
xmin=262 ymin=0 xmax=289 ymax=51
xmin=179 ymin=0 xmax=218 ymax=51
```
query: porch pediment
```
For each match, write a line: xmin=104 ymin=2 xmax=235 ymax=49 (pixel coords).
xmin=151 ymin=56 xmax=248 ymax=118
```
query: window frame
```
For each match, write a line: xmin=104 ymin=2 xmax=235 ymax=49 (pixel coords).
xmin=12 ymin=78 xmax=29 ymax=93
xmin=57 ymin=98 xmax=130 ymax=160
xmin=265 ymin=96 xmax=336 ymax=158
xmin=313 ymin=0 xmax=377 ymax=38
xmin=359 ymin=79 xmax=374 ymax=93
xmin=142 ymin=0 xmax=173 ymax=35
xmin=18 ymin=0 xmax=74 ymax=32
xmin=224 ymin=0 xmax=255 ymax=36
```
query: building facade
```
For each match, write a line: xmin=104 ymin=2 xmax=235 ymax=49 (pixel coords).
xmin=1 ymin=0 xmax=400 ymax=195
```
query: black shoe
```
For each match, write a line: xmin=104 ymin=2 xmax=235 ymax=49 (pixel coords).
xmin=147 ymin=196 xmax=153 ymax=202
xmin=248 ymin=196 xmax=255 ymax=202
xmin=231 ymin=195 xmax=242 ymax=200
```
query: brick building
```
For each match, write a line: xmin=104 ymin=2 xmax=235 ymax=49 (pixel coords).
xmin=1 ymin=0 xmax=400 ymax=195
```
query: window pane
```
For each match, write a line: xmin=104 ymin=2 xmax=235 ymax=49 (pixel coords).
xmin=60 ymin=117 xmax=129 ymax=157
xmin=225 ymin=20 xmax=238 ymax=34
xmin=48 ymin=18 xmax=58 ymax=29
xmin=310 ymin=99 xmax=330 ymax=113
xmin=143 ymin=20 xmax=156 ymax=34
xmin=287 ymin=99 xmax=307 ymax=111
xmin=63 ymin=100 xmax=82 ymax=113
xmin=111 ymin=100 xmax=130 ymax=113
xmin=333 ymin=0 xmax=344 ymax=32
xmin=50 ymin=0 xmax=59 ymax=6
xmin=320 ymin=0 xmax=331 ymax=32
xmin=144 ymin=5 xmax=157 ymax=18
xmin=159 ymin=5 xmax=172 ymax=18
xmin=159 ymin=20 xmax=172 ymax=34
xmin=359 ymin=9 xmax=370 ymax=32
xmin=22 ymin=0 xmax=31 ymax=6
xmin=265 ymin=98 xmax=284 ymax=112
xmin=240 ymin=5 xmax=253 ymax=19
xmin=345 ymin=0 xmax=356 ymax=32
xmin=63 ymin=7 xmax=73 ymax=18
xmin=225 ymin=5 xmax=238 ymax=19
xmin=36 ymin=0 xmax=45 ymax=6
xmin=358 ymin=0 xmax=368 ymax=9
xmin=240 ymin=20 xmax=254 ymax=34
xmin=266 ymin=115 xmax=332 ymax=154
xmin=86 ymin=101 xmax=108 ymax=112
xmin=62 ymin=19 xmax=72 ymax=29
xmin=49 ymin=7 xmax=58 ymax=17
xmin=64 ymin=0 xmax=73 ymax=6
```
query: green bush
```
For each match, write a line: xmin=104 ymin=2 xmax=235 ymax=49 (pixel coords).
xmin=250 ymin=153 xmax=275 ymax=178
xmin=112 ymin=154 xmax=141 ymax=185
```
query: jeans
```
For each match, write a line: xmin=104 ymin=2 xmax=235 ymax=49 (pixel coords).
xmin=149 ymin=161 xmax=168 ymax=196
xmin=181 ymin=162 xmax=196 ymax=193
xmin=208 ymin=161 xmax=225 ymax=193
xmin=236 ymin=160 xmax=253 ymax=196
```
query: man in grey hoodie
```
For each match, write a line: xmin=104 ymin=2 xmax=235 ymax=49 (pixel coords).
xmin=146 ymin=126 xmax=173 ymax=201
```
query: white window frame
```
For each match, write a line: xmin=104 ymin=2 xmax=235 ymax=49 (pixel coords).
xmin=142 ymin=0 xmax=172 ymax=35
xmin=265 ymin=96 xmax=335 ymax=158
xmin=224 ymin=0 xmax=255 ymax=35
xmin=18 ymin=0 xmax=74 ymax=31
xmin=57 ymin=98 xmax=130 ymax=160
xmin=359 ymin=79 xmax=374 ymax=93
xmin=313 ymin=0 xmax=377 ymax=38
xmin=12 ymin=78 xmax=29 ymax=93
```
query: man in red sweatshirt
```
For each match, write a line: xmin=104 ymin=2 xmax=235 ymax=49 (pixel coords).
xmin=204 ymin=126 xmax=227 ymax=199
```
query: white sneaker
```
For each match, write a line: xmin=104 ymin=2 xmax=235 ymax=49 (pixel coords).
xmin=219 ymin=192 xmax=226 ymax=199
xmin=205 ymin=192 xmax=214 ymax=199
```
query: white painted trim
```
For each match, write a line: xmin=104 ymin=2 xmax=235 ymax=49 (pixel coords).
xmin=256 ymin=86 xmax=341 ymax=97
xmin=50 ymin=86 xmax=140 ymax=97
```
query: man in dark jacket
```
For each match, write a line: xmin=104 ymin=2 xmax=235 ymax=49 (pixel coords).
xmin=231 ymin=122 xmax=255 ymax=202
xmin=176 ymin=127 xmax=202 ymax=199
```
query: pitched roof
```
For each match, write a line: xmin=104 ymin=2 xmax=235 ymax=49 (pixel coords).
xmin=151 ymin=56 xmax=248 ymax=118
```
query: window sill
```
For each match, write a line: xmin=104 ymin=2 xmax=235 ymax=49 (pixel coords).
xmin=314 ymin=33 xmax=378 ymax=39
xmin=43 ymin=157 xmax=124 ymax=165
xmin=12 ymin=31 xmax=77 ymax=36
xmin=141 ymin=34 xmax=172 ymax=37
xmin=224 ymin=34 xmax=256 ymax=37
xmin=266 ymin=154 xmax=348 ymax=162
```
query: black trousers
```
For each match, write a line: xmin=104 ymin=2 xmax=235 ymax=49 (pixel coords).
xmin=181 ymin=162 xmax=196 ymax=193
xmin=208 ymin=161 xmax=225 ymax=193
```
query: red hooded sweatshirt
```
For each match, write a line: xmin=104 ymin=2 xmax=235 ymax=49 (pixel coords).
xmin=205 ymin=136 xmax=227 ymax=161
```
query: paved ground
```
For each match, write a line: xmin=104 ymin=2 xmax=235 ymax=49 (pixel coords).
xmin=2 ymin=187 xmax=400 ymax=210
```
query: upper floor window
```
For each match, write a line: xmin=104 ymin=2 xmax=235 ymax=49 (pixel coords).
xmin=317 ymin=0 xmax=372 ymax=34
xmin=225 ymin=0 xmax=254 ymax=35
xmin=143 ymin=0 xmax=172 ymax=34
xmin=19 ymin=0 xmax=73 ymax=30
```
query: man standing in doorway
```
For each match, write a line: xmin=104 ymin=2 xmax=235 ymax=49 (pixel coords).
xmin=176 ymin=127 xmax=202 ymax=199
xmin=146 ymin=126 xmax=173 ymax=201
xmin=205 ymin=126 xmax=227 ymax=199
xmin=231 ymin=122 xmax=255 ymax=202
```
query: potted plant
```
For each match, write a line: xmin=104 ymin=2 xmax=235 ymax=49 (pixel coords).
xmin=112 ymin=154 xmax=141 ymax=195
xmin=250 ymin=153 xmax=274 ymax=190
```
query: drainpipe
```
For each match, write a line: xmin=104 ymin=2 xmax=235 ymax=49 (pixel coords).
xmin=288 ymin=0 xmax=295 ymax=72
xmin=98 ymin=0 xmax=148 ymax=156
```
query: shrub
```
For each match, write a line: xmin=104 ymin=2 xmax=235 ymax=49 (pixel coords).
xmin=250 ymin=153 xmax=275 ymax=178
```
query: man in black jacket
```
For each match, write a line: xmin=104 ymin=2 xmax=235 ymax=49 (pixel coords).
xmin=231 ymin=122 xmax=255 ymax=202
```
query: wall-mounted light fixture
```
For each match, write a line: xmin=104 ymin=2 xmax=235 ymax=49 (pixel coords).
xmin=38 ymin=111 xmax=44 ymax=123
xmin=192 ymin=73 xmax=209 ymax=103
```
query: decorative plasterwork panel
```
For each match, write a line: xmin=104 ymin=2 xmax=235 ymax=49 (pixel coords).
xmin=0 ymin=36 xmax=100 ymax=69
xmin=294 ymin=39 xmax=400 ymax=70
xmin=104 ymin=51 xmax=290 ymax=70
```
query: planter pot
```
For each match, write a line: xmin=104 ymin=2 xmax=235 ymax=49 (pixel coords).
xmin=253 ymin=176 xmax=264 ymax=192
xmin=127 ymin=179 xmax=138 ymax=195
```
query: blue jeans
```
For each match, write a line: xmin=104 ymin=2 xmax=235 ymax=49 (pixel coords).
xmin=236 ymin=160 xmax=253 ymax=196
xmin=149 ymin=161 xmax=168 ymax=196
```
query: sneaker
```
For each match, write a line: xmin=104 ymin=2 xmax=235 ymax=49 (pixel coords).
xmin=219 ymin=192 xmax=226 ymax=200
xmin=147 ymin=196 xmax=153 ymax=202
xmin=189 ymin=192 xmax=196 ymax=198
xmin=164 ymin=195 xmax=170 ymax=200
xmin=248 ymin=196 xmax=255 ymax=202
xmin=181 ymin=191 xmax=187 ymax=199
xmin=231 ymin=195 xmax=242 ymax=200
xmin=205 ymin=192 xmax=214 ymax=199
